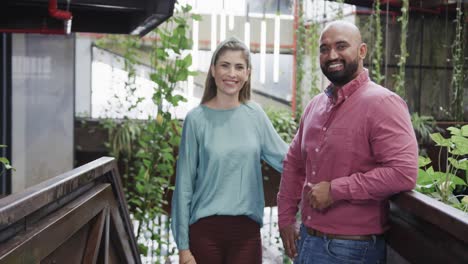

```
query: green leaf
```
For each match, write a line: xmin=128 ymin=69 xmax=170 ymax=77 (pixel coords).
xmin=192 ymin=14 xmax=202 ymax=21
xmin=430 ymin=133 xmax=451 ymax=147
xmin=448 ymin=174 xmax=466 ymax=186
xmin=0 ymin=157 xmax=10 ymax=165
xmin=418 ymin=156 xmax=432 ymax=168
xmin=448 ymin=157 xmax=468 ymax=172
xmin=136 ymin=182 xmax=145 ymax=193
xmin=138 ymin=243 xmax=149 ymax=255
xmin=450 ymin=135 xmax=468 ymax=155
xmin=462 ymin=196 xmax=468 ymax=205
xmin=447 ymin=126 xmax=461 ymax=136
xmin=417 ymin=168 xmax=434 ymax=185
xmin=461 ymin=125 xmax=468 ymax=137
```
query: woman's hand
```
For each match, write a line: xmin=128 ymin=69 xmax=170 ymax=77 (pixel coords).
xmin=179 ymin=249 xmax=197 ymax=264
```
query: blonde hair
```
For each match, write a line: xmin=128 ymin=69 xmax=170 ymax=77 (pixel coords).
xmin=201 ymin=37 xmax=252 ymax=104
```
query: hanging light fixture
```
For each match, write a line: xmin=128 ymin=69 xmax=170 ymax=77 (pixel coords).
xmin=192 ymin=0 xmax=199 ymax=71
xmin=211 ymin=11 xmax=217 ymax=51
xmin=260 ymin=7 xmax=267 ymax=84
xmin=220 ymin=0 xmax=226 ymax=41
xmin=273 ymin=0 xmax=281 ymax=83
xmin=188 ymin=0 xmax=199 ymax=98
xmin=229 ymin=13 xmax=235 ymax=31
xmin=244 ymin=3 xmax=250 ymax=49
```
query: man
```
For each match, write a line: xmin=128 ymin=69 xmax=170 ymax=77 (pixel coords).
xmin=277 ymin=20 xmax=418 ymax=263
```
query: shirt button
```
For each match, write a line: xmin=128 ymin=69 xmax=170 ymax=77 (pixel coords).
xmin=315 ymin=148 xmax=319 ymax=152
xmin=307 ymin=216 xmax=311 ymax=220
xmin=312 ymin=171 xmax=316 ymax=175
xmin=345 ymin=96 xmax=349 ymax=99
xmin=322 ymin=127 xmax=327 ymax=131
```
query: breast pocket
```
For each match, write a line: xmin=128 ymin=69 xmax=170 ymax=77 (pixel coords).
xmin=325 ymin=128 xmax=351 ymax=153
xmin=322 ymin=127 xmax=353 ymax=171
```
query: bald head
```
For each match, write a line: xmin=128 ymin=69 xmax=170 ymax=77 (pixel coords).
xmin=319 ymin=20 xmax=367 ymax=86
xmin=320 ymin=20 xmax=362 ymax=46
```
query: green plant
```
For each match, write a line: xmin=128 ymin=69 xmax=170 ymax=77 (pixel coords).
xmin=335 ymin=0 xmax=345 ymax=19
xmin=0 ymin=145 xmax=13 ymax=177
xmin=95 ymin=3 xmax=198 ymax=262
xmin=264 ymin=108 xmax=298 ymax=144
xmin=371 ymin=0 xmax=384 ymax=85
xmin=295 ymin=0 xmax=305 ymax=120
xmin=306 ymin=20 xmax=321 ymax=99
xmin=132 ymin=4 xmax=198 ymax=261
xmin=411 ymin=112 xmax=438 ymax=146
xmin=450 ymin=0 xmax=465 ymax=121
xmin=417 ymin=125 xmax=468 ymax=212
xmin=393 ymin=0 xmax=409 ymax=98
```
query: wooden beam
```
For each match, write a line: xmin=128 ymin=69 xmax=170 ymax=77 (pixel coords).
xmin=0 ymin=184 xmax=112 ymax=263
xmin=83 ymin=208 xmax=107 ymax=264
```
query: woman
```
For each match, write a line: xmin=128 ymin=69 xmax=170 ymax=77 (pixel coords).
xmin=171 ymin=37 xmax=288 ymax=264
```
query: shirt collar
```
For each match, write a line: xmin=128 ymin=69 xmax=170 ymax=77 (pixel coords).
xmin=325 ymin=69 xmax=370 ymax=105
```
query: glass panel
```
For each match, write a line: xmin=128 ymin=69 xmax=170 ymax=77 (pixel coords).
xmin=11 ymin=34 xmax=74 ymax=193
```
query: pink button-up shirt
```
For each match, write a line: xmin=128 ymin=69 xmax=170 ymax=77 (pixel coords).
xmin=277 ymin=70 xmax=418 ymax=235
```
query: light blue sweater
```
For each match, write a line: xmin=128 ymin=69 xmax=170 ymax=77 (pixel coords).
xmin=170 ymin=102 xmax=288 ymax=250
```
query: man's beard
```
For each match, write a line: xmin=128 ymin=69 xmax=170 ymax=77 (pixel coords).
xmin=321 ymin=57 xmax=359 ymax=86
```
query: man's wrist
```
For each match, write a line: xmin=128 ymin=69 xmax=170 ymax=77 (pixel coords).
xmin=278 ymin=219 xmax=296 ymax=230
xmin=330 ymin=178 xmax=350 ymax=201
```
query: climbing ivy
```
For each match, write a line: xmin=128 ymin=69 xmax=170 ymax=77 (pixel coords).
xmin=371 ymin=0 xmax=385 ymax=85
xmin=393 ymin=0 xmax=409 ymax=98
xmin=295 ymin=0 xmax=305 ymax=119
xmin=451 ymin=0 xmax=466 ymax=121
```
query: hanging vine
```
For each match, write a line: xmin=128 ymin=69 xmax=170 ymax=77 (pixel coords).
xmin=295 ymin=0 xmax=305 ymax=119
xmin=307 ymin=20 xmax=321 ymax=99
xmin=393 ymin=0 xmax=409 ymax=98
xmin=371 ymin=0 xmax=384 ymax=85
xmin=336 ymin=0 xmax=345 ymax=19
xmin=451 ymin=0 xmax=465 ymax=121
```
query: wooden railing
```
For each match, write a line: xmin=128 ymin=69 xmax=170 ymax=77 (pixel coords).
xmin=0 ymin=157 xmax=141 ymax=264
xmin=388 ymin=191 xmax=468 ymax=264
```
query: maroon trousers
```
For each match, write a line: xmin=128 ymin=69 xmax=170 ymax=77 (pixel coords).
xmin=189 ymin=215 xmax=262 ymax=264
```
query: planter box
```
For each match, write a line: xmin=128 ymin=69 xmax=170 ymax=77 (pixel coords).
xmin=387 ymin=191 xmax=468 ymax=263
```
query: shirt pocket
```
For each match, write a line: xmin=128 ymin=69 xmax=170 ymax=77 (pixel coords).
xmin=322 ymin=127 xmax=353 ymax=173
xmin=324 ymin=127 xmax=352 ymax=154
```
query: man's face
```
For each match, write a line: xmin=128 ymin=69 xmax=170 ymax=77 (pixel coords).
xmin=319 ymin=25 xmax=365 ymax=86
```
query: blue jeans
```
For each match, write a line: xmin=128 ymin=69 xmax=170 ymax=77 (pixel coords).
xmin=294 ymin=224 xmax=386 ymax=264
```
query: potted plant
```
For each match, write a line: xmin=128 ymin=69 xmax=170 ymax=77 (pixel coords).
xmin=416 ymin=124 xmax=468 ymax=211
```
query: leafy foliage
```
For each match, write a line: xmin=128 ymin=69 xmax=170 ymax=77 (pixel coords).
xmin=95 ymin=3 xmax=199 ymax=261
xmin=450 ymin=0 xmax=465 ymax=121
xmin=265 ymin=108 xmax=298 ymax=144
xmin=393 ymin=0 xmax=409 ymax=98
xmin=295 ymin=0 xmax=305 ymax=120
xmin=306 ymin=19 xmax=321 ymax=100
xmin=371 ymin=0 xmax=384 ymax=85
xmin=0 ymin=145 xmax=13 ymax=178
xmin=410 ymin=112 xmax=438 ymax=147
xmin=417 ymin=125 xmax=468 ymax=212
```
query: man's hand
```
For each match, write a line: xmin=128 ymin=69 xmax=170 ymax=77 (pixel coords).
xmin=308 ymin=181 xmax=334 ymax=210
xmin=279 ymin=223 xmax=299 ymax=259
xmin=179 ymin=249 xmax=197 ymax=264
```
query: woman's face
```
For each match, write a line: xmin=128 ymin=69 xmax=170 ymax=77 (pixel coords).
xmin=211 ymin=50 xmax=250 ymax=99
